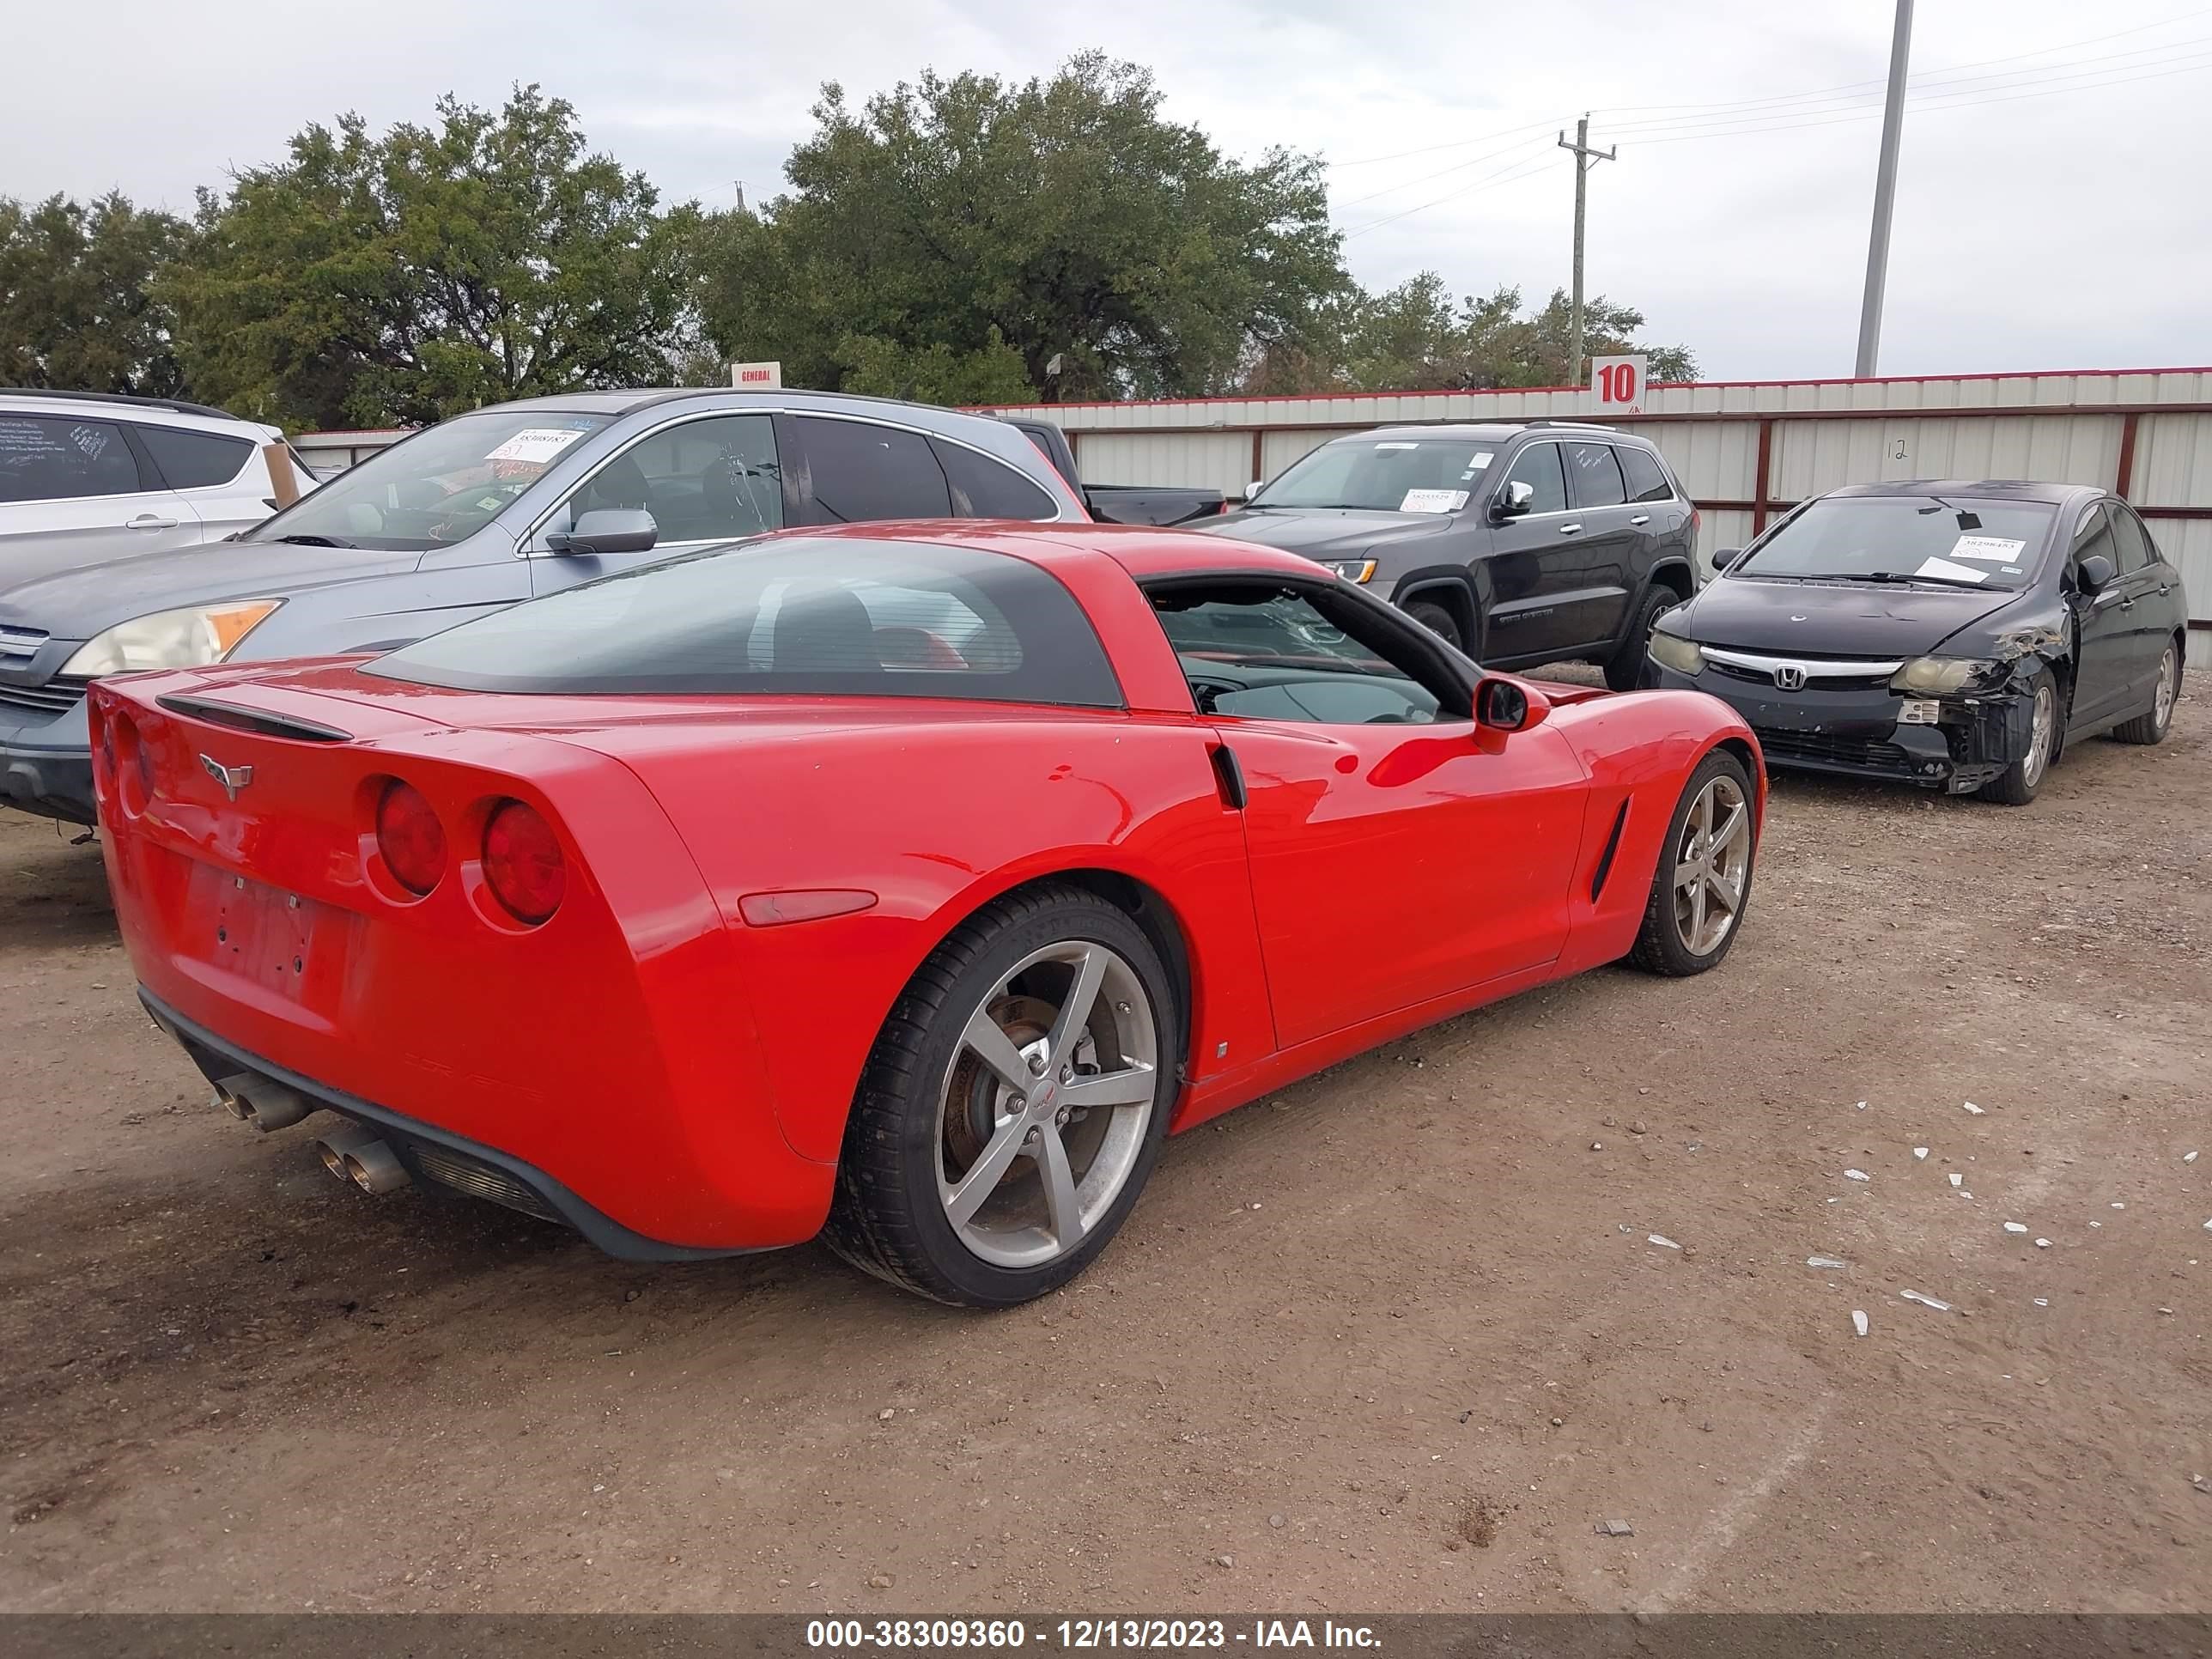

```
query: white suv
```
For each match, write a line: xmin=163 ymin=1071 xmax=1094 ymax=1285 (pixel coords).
xmin=0 ymin=391 xmax=318 ymax=586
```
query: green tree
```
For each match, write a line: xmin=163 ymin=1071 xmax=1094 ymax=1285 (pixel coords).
xmin=1287 ymin=278 xmax=1697 ymax=394
xmin=0 ymin=192 xmax=186 ymax=395
xmin=164 ymin=86 xmax=700 ymax=429
xmin=701 ymin=52 xmax=1352 ymax=404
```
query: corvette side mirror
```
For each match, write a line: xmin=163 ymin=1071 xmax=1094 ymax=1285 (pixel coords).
xmin=1475 ymin=676 xmax=1549 ymax=732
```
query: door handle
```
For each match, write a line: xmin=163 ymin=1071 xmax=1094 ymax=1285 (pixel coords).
xmin=1630 ymin=514 xmax=1650 ymax=526
xmin=1559 ymin=522 xmax=1583 ymax=535
xmin=126 ymin=514 xmax=179 ymax=530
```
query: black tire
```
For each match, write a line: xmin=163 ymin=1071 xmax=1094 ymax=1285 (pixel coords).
xmin=823 ymin=883 xmax=1179 ymax=1308
xmin=1977 ymin=667 xmax=2059 ymax=805
xmin=1627 ymin=748 xmax=1757 ymax=976
xmin=2112 ymin=639 xmax=2181 ymax=745
xmin=1404 ymin=599 xmax=1464 ymax=653
xmin=1604 ymin=585 xmax=1681 ymax=692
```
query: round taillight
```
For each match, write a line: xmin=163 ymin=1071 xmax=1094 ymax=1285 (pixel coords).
xmin=375 ymin=780 xmax=447 ymax=896
xmin=482 ymin=799 xmax=564 ymax=924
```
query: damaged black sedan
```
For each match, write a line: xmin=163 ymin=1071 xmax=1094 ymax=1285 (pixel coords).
xmin=1643 ymin=480 xmax=2187 ymax=805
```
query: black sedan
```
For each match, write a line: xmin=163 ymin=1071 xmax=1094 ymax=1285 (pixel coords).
xmin=1644 ymin=480 xmax=2187 ymax=805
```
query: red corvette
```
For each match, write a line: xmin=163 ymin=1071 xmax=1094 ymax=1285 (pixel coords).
xmin=90 ymin=524 xmax=1763 ymax=1306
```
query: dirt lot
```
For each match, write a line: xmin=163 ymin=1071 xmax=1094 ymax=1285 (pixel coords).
xmin=1 ymin=682 xmax=2207 ymax=1615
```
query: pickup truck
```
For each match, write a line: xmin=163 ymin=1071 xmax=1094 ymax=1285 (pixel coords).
xmin=1001 ymin=418 xmax=1227 ymax=526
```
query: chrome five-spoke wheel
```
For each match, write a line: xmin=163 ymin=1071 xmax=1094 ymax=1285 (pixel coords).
xmin=937 ymin=941 xmax=1160 ymax=1269
xmin=1672 ymin=771 xmax=1751 ymax=956
xmin=1631 ymin=748 xmax=1758 ymax=975
xmin=826 ymin=884 xmax=1177 ymax=1306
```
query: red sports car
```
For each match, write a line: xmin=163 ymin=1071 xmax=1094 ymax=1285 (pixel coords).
xmin=90 ymin=524 xmax=1763 ymax=1306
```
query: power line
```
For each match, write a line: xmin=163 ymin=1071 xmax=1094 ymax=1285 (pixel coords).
xmin=1328 ymin=115 xmax=1570 ymax=169
xmin=1333 ymin=132 xmax=1558 ymax=208
xmin=1331 ymin=49 xmax=2212 ymax=237
xmin=1601 ymin=33 xmax=2212 ymax=138
xmin=1340 ymin=154 xmax=1557 ymax=239
xmin=1622 ymin=52 xmax=2212 ymax=147
xmin=1589 ymin=3 xmax=2212 ymax=118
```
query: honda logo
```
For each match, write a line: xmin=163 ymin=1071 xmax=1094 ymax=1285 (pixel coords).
xmin=198 ymin=755 xmax=254 ymax=801
xmin=1772 ymin=663 xmax=1808 ymax=691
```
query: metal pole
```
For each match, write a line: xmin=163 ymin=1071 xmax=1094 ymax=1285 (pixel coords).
xmin=1558 ymin=116 xmax=1614 ymax=389
xmin=1855 ymin=0 xmax=1914 ymax=377
xmin=1569 ymin=115 xmax=1588 ymax=388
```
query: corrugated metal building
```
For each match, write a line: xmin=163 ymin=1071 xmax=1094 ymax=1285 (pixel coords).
xmin=988 ymin=367 xmax=2212 ymax=666
xmin=295 ymin=367 xmax=2212 ymax=665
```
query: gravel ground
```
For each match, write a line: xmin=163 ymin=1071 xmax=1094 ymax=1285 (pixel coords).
xmin=0 ymin=678 xmax=2206 ymax=1614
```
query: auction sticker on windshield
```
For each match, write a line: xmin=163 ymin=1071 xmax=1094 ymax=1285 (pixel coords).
xmin=485 ymin=428 xmax=590 ymax=466
xmin=1401 ymin=489 xmax=1469 ymax=514
xmin=1913 ymin=556 xmax=1989 ymax=583
xmin=1948 ymin=536 xmax=2027 ymax=562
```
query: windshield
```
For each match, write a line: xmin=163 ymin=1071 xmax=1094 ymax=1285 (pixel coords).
xmin=1255 ymin=437 xmax=1497 ymax=514
xmin=1734 ymin=496 xmax=2057 ymax=591
xmin=247 ymin=410 xmax=617 ymax=551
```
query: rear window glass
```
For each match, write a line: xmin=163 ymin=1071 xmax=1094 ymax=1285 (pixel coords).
xmin=1565 ymin=441 xmax=1627 ymax=508
xmin=371 ymin=538 xmax=1122 ymax=707
xmin=932 ymin=438 xmax=1059 ymax=520
xmin=137 ymin=425 xmax=254 ymax=489
xmin=0 ymin=415 xmax=140 ymax=501
xmin=1618 ymin=446 xmax=1673 ymax=503
xmin=796 ymin=416 xmax=952 ymax=521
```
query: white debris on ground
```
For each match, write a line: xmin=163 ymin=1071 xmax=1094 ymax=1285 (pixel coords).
xmin=2004 ymin=1222 xmax=2030 ymax=1234
xmin=1963 ymin=1102 xmax=1986 ymax=1115
xmin=1901 ymin=1290 xmax=1954 ymax=1312
xmin=1851 ymin=1310 xmax=1869 ymax=1337
xmin=1949 ymin=1174 xmax=1965 ymax=1188
xmin=1844 ymin=1169 xmax=1871 ymax=1182
xmin=1807 ymin=1255 xmax=1848 ymax=1270
xmin=1913 ymin=1147 xmax=1929 ymax=1160
xmin=1647 ymin=1233 xmax=1681 ymax=1250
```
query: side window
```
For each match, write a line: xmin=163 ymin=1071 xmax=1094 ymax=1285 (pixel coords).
xmin=794 ymin=416 xmax=952 ymax=522
xmin=1564 ymin=441 xmax=1628 ymax=509
xmin=1148 ymin=582 xmax=1457 ymax=726
xmin=929 ymin=438 xmax=1059 ymax=520
xmin=0 ymin=416 xmax=142 ymax=503
xmin=2106 ymin=502 xmax=2154 ymax=574
xmin=137 ymin=426 xmax=254 ymax=489
xmin=1500 ymin=443 xmax=1566 ymax=515
xmin=2069 ymin=504 xmax=2117 ymax=588
xmin=558 ymin=414 xmax=782 ymax=545
xmin=1617 ymin=445 xmax=1674 ymax=504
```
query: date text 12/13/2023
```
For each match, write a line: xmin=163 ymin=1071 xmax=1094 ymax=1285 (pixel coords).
xmin=805 ymin=1620 xmax=1383 ymax=1650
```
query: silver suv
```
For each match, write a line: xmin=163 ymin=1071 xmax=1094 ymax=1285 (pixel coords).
xmin=0 ymin=390 xmax=317 ymax=586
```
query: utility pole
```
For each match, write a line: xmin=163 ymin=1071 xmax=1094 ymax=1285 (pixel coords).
xmin=1557 ymin=115 xmax=1615 ymax=389
xmin=1855 ymin=0 xmax=1914 ymax=376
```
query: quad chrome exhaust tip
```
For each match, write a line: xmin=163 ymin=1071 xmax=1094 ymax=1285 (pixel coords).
xmin=214 ymin=1073 xmax=313 ymax=1133
xmin=309 ymin=1124 xmax=412 ymax=1194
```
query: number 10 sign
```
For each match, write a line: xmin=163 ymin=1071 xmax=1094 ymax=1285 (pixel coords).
xmin=1591 ymin=354 xmax=1647 ymax=415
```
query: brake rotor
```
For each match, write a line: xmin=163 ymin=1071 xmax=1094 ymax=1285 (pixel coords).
xmin=943 ymin=995 xmax=1055 ymax=1174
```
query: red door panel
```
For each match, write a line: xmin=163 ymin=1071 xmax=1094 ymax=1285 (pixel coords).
xmin=1215 ymin=717 xmax=1589 ymax=1048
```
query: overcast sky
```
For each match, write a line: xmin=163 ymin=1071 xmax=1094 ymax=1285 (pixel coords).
xmin=8 ymin=0 xmax=2210 ymax=384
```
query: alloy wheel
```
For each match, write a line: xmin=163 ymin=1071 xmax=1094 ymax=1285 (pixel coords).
xmin=2154 ymin=647 xmax=2179 ymax=732
xmin=2022 ymin=682 xmax=2057 ymax=787
xmin=934 ymin=941 xmax=1160 ymax=1269
xmin=1672 ymin=774 xmax=1751 ymax=957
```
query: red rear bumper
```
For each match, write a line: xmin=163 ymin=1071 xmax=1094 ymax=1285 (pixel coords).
xmin=94 ymin=677 xmax=836 ymax=1253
